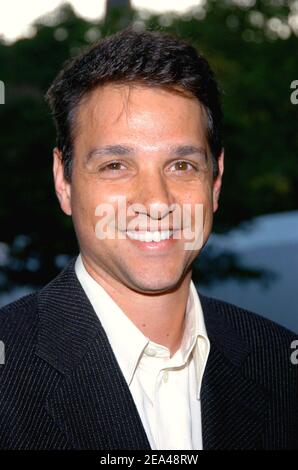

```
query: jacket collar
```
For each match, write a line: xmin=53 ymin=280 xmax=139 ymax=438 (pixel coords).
xmin=36 ymin=257 xmax=250 ymax=374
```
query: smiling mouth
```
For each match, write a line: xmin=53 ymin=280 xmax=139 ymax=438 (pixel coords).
xmin=126 ymin=230 xmax=174 ymax=242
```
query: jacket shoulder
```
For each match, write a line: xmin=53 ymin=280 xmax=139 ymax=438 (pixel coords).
xmin=0 ymin=292 xmax=39 ymax=335
xmin=199 ymin=293 xmax=298 ymax=349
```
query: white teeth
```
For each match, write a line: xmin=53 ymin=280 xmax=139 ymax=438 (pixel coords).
xmin=126 ymin=230 xmax=173 ymax=242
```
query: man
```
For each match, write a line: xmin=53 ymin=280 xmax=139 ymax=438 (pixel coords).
xmin=0 ymin=28 xmax=297 ymax=450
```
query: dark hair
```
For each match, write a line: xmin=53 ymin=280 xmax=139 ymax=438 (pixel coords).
xmin=45 ymin=27 xmax=223 ymax=181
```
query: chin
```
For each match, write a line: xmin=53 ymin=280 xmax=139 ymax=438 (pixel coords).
xmin=126 ymin=270 xmax=186 ymax=294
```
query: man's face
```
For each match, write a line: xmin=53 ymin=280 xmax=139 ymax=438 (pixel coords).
xmin=54 ymin=83 xmax=224 ymax=293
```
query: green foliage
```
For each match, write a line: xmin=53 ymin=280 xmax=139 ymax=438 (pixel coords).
xmin=0 ymin=0 xmax=297 ymax=288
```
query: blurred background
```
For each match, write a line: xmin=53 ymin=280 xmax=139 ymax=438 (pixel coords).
xmin=0 ymin=0 xmax=297 ymax=331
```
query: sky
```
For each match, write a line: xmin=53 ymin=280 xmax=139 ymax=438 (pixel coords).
xmin=0 ymin=0 xmax=201 ymax=42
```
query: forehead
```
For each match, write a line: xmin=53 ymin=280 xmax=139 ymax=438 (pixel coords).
xmin=74 ymin=83 xmax=208 ymax=147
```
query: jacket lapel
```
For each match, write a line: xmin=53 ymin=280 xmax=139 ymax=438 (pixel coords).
xmin=36 ymin=258 xmax=151 ymax=450
xmin=199 ymin=294 xmax=269 ymax=450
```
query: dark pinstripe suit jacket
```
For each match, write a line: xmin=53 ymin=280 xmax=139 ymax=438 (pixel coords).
xmin=0 ymin=257 xmax=297 ymax=450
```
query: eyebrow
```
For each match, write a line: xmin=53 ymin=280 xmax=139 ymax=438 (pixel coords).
xmin=85 ymin=144 xmax=207 ymax=162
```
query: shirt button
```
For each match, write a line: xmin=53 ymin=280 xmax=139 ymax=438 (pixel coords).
xmin=163 ymin=371 xmax=169 ymax=383
xmin=145 ymin=347 xmax=157 ymax=357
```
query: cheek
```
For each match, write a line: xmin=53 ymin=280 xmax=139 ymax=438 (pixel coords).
xmin=187 ymin=189 xmax=214 ymax=235
xmin=182 ymin=185 xmax=213 ymax=211
xmin=70 ymin=183 xmax=100 ymax=236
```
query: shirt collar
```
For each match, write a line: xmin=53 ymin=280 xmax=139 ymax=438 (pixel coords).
xmin=75 ymin=254 xmax=149 ymax=385
xmin=139 ymin=281 xmax=210 ymax=399
xmin=75 ymin=253 xmax=209 ymax=395
xmin=189 ymin=281 xmax=210 ymax=399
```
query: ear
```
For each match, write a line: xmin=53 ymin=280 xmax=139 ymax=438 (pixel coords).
xmin=53 ymin=147 xmax=72 ymax=216
xmin=212 ymin=149 xmax=224 ymax=213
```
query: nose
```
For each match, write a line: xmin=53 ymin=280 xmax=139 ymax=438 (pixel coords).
xmin=131 ymin=170 xmax=174 ymax=222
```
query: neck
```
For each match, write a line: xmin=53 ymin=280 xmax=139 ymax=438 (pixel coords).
xmin=81 ymin=255 xmax=192 ymax=357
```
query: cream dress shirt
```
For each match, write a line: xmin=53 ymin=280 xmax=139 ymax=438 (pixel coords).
xmin=75 ymin=254 xmax=210 ymax=450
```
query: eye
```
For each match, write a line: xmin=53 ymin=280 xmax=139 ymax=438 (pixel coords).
xmin=169 ymin=160 xmax=198 ymax=173
xmin=98 ymin=161 xmax=127 ymax=173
